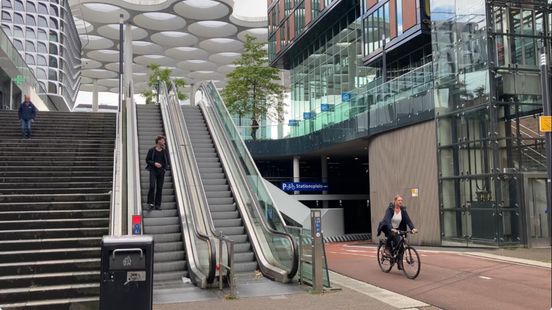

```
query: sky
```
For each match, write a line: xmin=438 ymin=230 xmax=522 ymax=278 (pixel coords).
xmin=75 ymin=0 xmax=267 ymax=108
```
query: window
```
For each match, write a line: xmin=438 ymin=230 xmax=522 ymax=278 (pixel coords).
xmin=25 ymin=40 xmax=35 ymax=52
xmin=2 ymin=0 xmax=12 ymax=9
xmin=38 ymin=3 xmax=48 ymax=14
xmin=49 ymin=5 xmax=58 ymax=16
xmin=14 ymin=13 xmax=24 ymax=24
xmin=37 ymin=55 xmax=47 ymax=65
xmin=49 ymin=31 xmax=58 ymax=42
xmin=26 ymin=28 xmax=35 ymax=39
xmin=48 ymin=82 xmax=57 ymax=94
xmin=49 ymin=17 xmax=58 ymax=29
xmin=49 ymin=56 xmax=58 ymax=68
xmin=38 ymin=29 xmax=47 ymax=40
xmin=48 ymin=69 xmax=57 ymax=80
xmin=14 ymin=0 xmax=23 ymax=10
xmin=38 ymin=16 xmax=48 ymax=27
xmin=25 ymin=54 xmax=35 ymax=65
xmin=396 ymin=0 xmax=403 ymax=35
xmin=37 ymin=41 xmax=47 ymax=53
xmin=13 ymin=39 xmax=23 ymax=50
xmin=37 ymin=68 xmax=47 ymax=80
xmin=13 ymin=25 xmax=23 ymax=37
xmin=2 ymin=12 xmax=11 ymax=23
xmin=26 ymin=14 xmax=36 ymax=26
xmin=49 ymin=43 xmax=58 ymax=55
xmin=27 ymin=2 xmax=35 ymax=12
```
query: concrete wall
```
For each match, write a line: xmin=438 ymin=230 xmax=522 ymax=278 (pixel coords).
xmin=369 ymin=120 xmax=440 ymax=246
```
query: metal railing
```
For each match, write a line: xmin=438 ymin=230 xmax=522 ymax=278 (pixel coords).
xmin=197 ymin=81 xmax=299 ymax=282
xmin=126 ymin=81 xmax=142 ymax=232
xmin=158 ymin=82 xmax=216 ymax=287
xmin=108 ymin=83 xmax=124 ymax=236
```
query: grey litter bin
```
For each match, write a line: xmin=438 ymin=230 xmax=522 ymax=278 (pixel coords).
xmin=100 ymin=235 xmax=154 ymax=310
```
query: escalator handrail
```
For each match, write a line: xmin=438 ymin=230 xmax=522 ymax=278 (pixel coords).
xmin=158 ymin=82 xmax=216 ymax=285
xmin=197 ymin=81 xmax=299 ymax=280
xmin=168 ymin=81 xmax=233 ymax=277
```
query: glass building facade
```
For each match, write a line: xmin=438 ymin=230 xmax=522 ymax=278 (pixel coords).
xmin=0 ymin=0 xmax=81 ymax=110
xmin=262 ymin=0 xmax=551 ymax=247
xmin=432 ymin=0 xmax=550 ymax=247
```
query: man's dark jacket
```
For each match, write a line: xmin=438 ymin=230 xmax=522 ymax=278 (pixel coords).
xmin=18 ymin=101 xmax=37 ymax=121
xmin=377 ymin=203 xmax=415 ymax=236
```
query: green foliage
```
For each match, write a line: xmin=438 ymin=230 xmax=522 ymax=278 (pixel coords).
xmin=221 ymin=35 xmax=285 ymax=122
xmin=141 ymin=63 xmax=188 ymax=104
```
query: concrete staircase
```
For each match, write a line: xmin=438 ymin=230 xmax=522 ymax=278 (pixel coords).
xmin=182 ymin=106 xmax=257 ymax=274
xmin=0 ymin=110 xmax=115 ymax=309
xmin=136 ymin=104 xmax=188 ymax=289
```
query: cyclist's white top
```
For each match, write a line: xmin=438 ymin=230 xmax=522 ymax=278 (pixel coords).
xmin=391 ymin=211 xmax=402 ymax=229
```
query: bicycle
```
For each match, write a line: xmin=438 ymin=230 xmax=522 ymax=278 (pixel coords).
xmin=377 ymin=230 xmax=421 ymax=279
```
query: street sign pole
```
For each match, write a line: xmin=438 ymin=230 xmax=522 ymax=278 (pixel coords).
xmin=539 ymin=44 xmax=552 ymax=246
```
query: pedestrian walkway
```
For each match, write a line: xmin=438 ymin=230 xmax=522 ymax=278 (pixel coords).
xmin=154 ymin=270 xmax=436 ymax=310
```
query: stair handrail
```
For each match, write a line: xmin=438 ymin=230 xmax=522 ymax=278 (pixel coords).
xmin=197 ymin=81 xmax=298 ymax=282
xmin=168 ymin=81 xmax=234 ymax=286
xmin=109 ymin=83 xmax=124 ymax=236
xmin=158 ymin=82 xmax=216 ymax=287
xmin=126 ymin=80 xmax=142 ymax=233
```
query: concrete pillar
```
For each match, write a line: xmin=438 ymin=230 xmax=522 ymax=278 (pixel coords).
xmin=293 ymin=156 xmax=300 ymax=195
xmin=190 ymin=83 xmax=196 ymax=106
xmin=321 ymin=155 xmax=329 ymax=208
xmin=9 ymin=80 xmax=13 ymax=110
xmin=123 ymin=23 xmax=133 ymax=97
xmin=92 ymin=80 xmax=98 ymax=112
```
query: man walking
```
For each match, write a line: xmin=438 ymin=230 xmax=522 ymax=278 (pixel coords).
xmin=145 ymin=135 xmax=170 ymax=210
xmin=18 ymin=95 xmax=37 ymax=138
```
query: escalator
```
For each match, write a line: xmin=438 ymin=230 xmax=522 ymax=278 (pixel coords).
xmin=171 ymin=81 xmax=298 ymax=284
xmin=182 ymin=106 xmax=257 ymax=273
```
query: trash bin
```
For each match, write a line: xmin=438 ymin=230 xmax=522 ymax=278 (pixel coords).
xmin=100 ymin=235 xmax=154 ymax=310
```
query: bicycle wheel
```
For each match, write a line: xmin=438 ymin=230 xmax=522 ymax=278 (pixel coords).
xmin=377 ymin=243 xmax=393 ymax=273
xmin=401 ymin=246 xmax=420 ymax=279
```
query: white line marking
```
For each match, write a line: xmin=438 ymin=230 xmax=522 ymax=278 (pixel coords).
xmin=479 ymin=276 xmax=492 ymax=280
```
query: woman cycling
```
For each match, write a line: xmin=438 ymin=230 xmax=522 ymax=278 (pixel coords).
xmin=376 ymin=195 xmax=418 ymax=255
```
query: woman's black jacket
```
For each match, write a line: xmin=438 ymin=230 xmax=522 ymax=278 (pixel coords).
xmin=377 ymin=203 xmax=415 ymax=236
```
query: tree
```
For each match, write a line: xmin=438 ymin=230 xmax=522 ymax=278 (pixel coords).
xmin=222 ymin=35 xmax=285 ymax=125
xmin=141 ymin=63 xmax=187 ymax=104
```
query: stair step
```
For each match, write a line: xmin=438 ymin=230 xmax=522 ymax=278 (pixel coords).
xmin=0 ymin=247 xmax=100 ymax=263
xmin=0 ymin=258 xmax=100 ymax=276
xmin=0 ymin=283 xmax=99 ymax=304
xmin=0 ymin=209 xmax=109 ymax=221
xmin=0 ymin=218 xmax=108 ymax=230
xmin=0 ymin=271 xmax=99 ymax=290
xmin=0 ymin=227 xmax=108 ymax=240
xmin=0 ymin=237 xmax=102 ymax=252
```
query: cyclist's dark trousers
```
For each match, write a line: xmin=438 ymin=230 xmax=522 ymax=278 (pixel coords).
xmin=147 ymin=169 xmax=165 ymax=207
xmin=382 ymin=226 xmax=400 ymax=251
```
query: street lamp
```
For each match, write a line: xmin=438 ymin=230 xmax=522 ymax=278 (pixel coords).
xmin=156 ymin=75 xmax=160 ymax=104
xmin=538 ymin=41 xmax=552 ymax=246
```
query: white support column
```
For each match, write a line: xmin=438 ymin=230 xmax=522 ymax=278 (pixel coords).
xmin=321 ymin=155 xmax=328 ymax=208
xmin=9 ymin=80 xmax=13 ymax=110
xmin=92 ymin=80 xmax=98 ymax=112
xmin=123 ymin=23 xmax=133 ymax=97
xmin=190 ymin=83 xmax=197 ymax=106
xmin=293 ymin=156 xmax=300 ymax=195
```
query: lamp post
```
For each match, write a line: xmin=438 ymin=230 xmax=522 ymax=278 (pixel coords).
xmin=156 ymin=75 xmax=160 ymax=104
xmin=538 ymin=42 xmax=552 ymax=246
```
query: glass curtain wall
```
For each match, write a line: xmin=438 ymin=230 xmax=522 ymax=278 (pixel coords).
xmin=432 ymin=0 xmax=551 ymax=247
xmin=290 ymin=6 xmax=374 ymax=136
